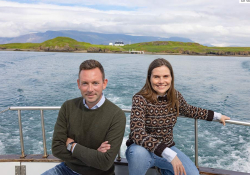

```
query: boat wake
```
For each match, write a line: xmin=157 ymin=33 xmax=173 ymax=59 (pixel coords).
xmin=242 ymin=61 xmax=250 ymax=72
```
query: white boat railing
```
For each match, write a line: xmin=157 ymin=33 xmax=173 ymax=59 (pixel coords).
xmin=2 ymin=106 xmax=250 ymax=167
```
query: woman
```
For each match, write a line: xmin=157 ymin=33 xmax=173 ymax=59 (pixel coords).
xmin=126 ymin=58 xmax=230 ymax=175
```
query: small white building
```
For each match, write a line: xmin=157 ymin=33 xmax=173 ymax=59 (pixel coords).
xmin=109 ymin=43 xmax=113 ymax=46
xmin=114 ymin=41 xmax=124 ymax=46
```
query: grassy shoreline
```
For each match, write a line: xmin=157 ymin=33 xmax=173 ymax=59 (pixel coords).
xmin=1 ymin=49 xmax=250 ymax=57
xmin=1 ymin=37 xmax=250 ymax=56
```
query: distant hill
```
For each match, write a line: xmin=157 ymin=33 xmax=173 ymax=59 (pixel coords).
xmin=0 ymin=37 xmax=124 ymax=52
xmin=0 ymin=30 xmax=194 ymax=45
xmin=1 ymin=37 xmax=249 ymax=56
xmin=123 ymin=41 xmax=250 ymax=55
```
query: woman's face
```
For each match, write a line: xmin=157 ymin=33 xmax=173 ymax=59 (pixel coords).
xmin=150 ymin=66 xmax=172 ymax=96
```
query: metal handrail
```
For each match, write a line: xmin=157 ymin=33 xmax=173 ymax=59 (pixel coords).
xmin=4 ymin=106 xmax=250 ymax=167
xmin=195 ymin=119 xmax=198 ymax=167
xmin=7 ymin=107 xmax=132 ymax=159
xmin=9 ymin=106 xmax=61 ymax=110
xmin=8 ymin=107 xmax=250 ymax=126
xmin=17 ymin=110 xmax=25 ymax=158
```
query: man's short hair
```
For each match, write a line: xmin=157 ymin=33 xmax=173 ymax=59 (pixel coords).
xmin=79 ymin=60 xmax=105 ymax=80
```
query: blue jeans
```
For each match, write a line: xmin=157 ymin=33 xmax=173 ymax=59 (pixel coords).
xmin=41 ymin=162 xmax=80 ymax=175
xmin=126 ymin=144 xmax=199 ymax=175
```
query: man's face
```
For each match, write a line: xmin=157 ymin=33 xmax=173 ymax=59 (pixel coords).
xmin=77 ymin=68 xmax=108 ymax=109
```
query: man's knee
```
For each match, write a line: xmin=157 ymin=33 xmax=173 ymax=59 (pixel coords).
xmin=41 ymin=163 xmax=64 ymax=175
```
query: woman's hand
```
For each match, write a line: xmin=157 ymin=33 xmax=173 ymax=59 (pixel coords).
xmin=171 ymin=156 xmax=186 ymax=175
xmin=220 ymin=115 xmax=230 ymax=126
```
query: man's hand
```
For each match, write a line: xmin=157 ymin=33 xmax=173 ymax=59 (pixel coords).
xmin=66 ymin=138 xmax=76 ymax=152
xmin=220 ymin=115 xmax=230 ymax=126
xmin=97 ymin=141 xmax=110 ymax=153
xmin=171 ymin=156 xmax=186 ymax=175
xmin=66 ymin=138 xmax=75 ymax=146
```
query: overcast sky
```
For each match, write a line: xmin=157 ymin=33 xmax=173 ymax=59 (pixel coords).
xmin=0 ymin=0 xmax=250 ymax=46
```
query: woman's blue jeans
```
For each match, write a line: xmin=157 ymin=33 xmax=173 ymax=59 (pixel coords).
xmin=126 ymin=144 xmax=199 ymax=175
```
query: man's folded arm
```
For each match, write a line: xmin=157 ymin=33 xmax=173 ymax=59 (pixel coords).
xmin=52 ymin=103 xmax=86 ymax=166
xmin=72 ymin=111 xmax=126 ymax=171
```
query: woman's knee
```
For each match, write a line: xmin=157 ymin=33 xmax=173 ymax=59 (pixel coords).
xmin=126 ymin=144 xmax=154 ymax=174
xmin=126 ymin=144 xmax=152 ymax=162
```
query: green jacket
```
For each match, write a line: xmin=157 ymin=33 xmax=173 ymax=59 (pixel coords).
xmin=52 ymin=97 xmax=126 ymax=175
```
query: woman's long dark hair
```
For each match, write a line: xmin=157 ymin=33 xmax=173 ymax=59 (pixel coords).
xmin=138 ymin=58 xmax=179 ymax=114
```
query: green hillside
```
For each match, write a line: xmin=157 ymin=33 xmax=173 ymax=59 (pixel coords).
xmin=123 ymin=41 xmax=250 ymax=55
xmin=1 ymin=37 xmax=250 ymax=56
xmin=41 ymin=37 xmax=89 ymax=47
xmin=123 ymin=41 xmax=205 ymax=53
xmin=0 ymin=37 xmax=124 ymax=52
xmin=0 ymin=43 xmax=40 ymax=49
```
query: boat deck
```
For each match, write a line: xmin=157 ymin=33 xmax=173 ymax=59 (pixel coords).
xmin=0 ymin=154 xmax=249 ymax=175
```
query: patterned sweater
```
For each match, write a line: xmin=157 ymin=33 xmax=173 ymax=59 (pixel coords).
xmin=127 ymin=90 xmax=214 ymax=157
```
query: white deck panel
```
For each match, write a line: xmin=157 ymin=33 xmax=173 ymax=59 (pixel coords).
xmin=0 ymin=162 xmax=20 ymax=175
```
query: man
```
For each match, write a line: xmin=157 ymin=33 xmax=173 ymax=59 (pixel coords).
xmin=42 ymin=60 xmax=126 ymax=175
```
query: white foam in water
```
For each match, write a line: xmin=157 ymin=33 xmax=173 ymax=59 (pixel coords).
xmin=35 ymin=141 xmax=44 ymax=154
xmin=120 ymin=137 xmax=129 ymax=158
xmin=107 ymin=96 xmax=120 ymax=104
xmin=238 ymin=135 xmax=246 ymax=144
xmin=106 ymin=93 xmax=132 ymax=109
xmin=197 ymin=124 xmax=250 ymax=173
xmin=0 ymin=140 xmax=5 ymax=154
xmin=230 ymin=143 xmax=250 ymax=172
xmin=0 ymin=132 xmax=8 ymax=154
xmin=199 ymin=142 xmax=250 ymax=173
xmin=6 ymin=136 xmax=20 ymax=154
xmin=207 ymin=138 xmax=225 ymax=149
xmin=117 ymin=104 xmax=131 ymax=110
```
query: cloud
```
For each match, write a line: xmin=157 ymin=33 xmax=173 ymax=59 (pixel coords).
xmin=0 ymin=0 xmax=250 ymax=46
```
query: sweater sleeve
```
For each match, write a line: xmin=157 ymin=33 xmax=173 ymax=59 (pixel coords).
xmin=177 ymin=91 xmax=214 ymax=121
xmin=71 ymin=110 xmax=126 ymax=171
xmin=129 ymin=95 xmax=170 ymax=156
xmin=52 ymin=102 xmax=86 ymax=166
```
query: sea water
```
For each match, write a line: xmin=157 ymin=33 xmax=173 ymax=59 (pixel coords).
xmin=0 ymin=51 xmax=249 ymax=172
